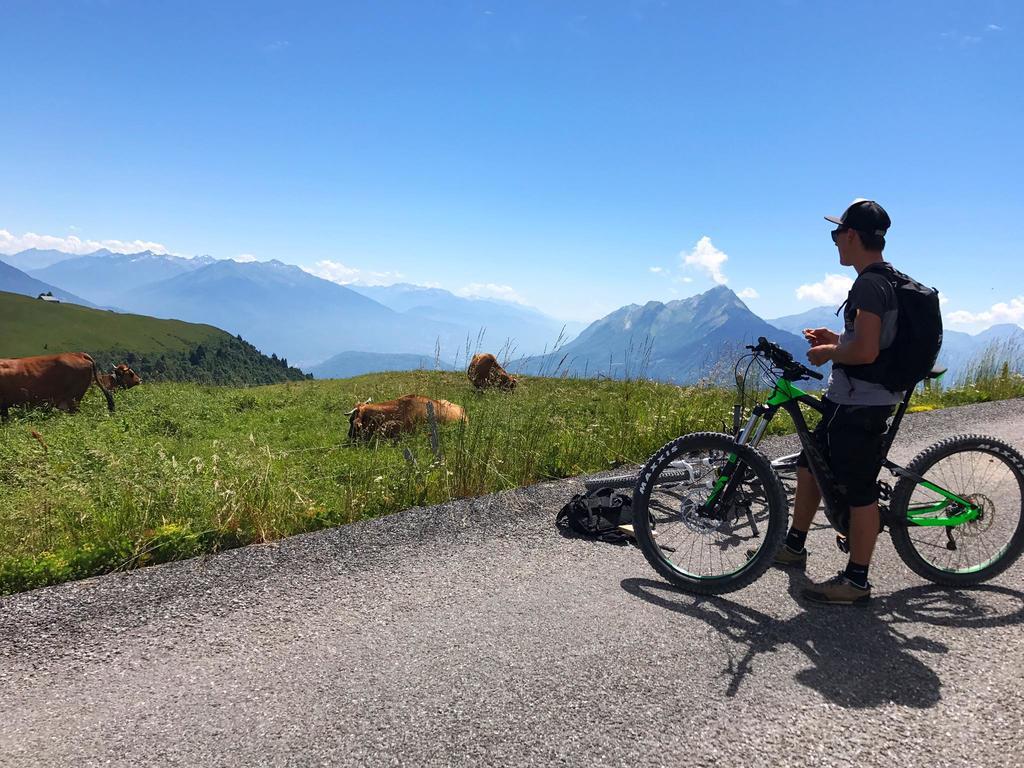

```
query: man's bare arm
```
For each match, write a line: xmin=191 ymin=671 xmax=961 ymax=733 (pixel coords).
xmin=806 ymin=310 xmax=881 ymax=366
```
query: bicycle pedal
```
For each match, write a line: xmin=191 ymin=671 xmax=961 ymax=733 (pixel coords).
xmin=835 ymin=534 xmax=850 ymax=554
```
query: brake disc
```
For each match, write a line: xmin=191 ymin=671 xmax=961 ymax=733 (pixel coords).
xmin=678 ymin=495 xmax=719 ymax=534
xmin=960 ymin=493 xmax=995 ymax=536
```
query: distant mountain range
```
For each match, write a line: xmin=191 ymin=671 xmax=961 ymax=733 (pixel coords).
xmin=350 ymin=283 xmax=585 ymax=357
xmin=6 ymin=248 xmax=576 ymax=368
xmin=29 ymin=249 xmax=216 ymax=307
xmin=123 ymin=258 xmax=444 ymax=366
xmin=1 ymin=248 xmax=88 ymax=272
xmin=767 ymin=306 xmax=843 ymax=336
xmin=310 ymin=351 xmax=458 ymax=379
xmin=515 ymin=286 xmax=812 ymax=383
xmin=3 ymin=246 xmax=1020 ymax=385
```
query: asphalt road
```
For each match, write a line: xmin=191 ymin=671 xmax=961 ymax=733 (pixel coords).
xmin=3 ymin=399 xmax=1024 ymax=767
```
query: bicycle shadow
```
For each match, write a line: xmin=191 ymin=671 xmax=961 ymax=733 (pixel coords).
xmin=621 ymin=570 xmax=1024 ymax=710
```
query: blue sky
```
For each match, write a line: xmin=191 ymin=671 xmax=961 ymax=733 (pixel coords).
xmin=1 ymin=1 xmax=1021 ymax=329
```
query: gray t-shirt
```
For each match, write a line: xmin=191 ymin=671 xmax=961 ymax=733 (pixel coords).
xmin=825 ymin=266 xmax=904 ymax=406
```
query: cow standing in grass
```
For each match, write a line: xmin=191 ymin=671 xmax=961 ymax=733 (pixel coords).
xmin=346 ymin=395 xmax=467 ymax=440
xmin=468 ymin=353 xmax=517 ymax=392
xmin=0 ymin=353 xmax=115 ymax=421
xmin=98 ymin=364 xmax=142 ymax=392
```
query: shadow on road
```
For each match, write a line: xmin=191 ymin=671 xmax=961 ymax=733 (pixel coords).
xmin=621 ymin=571 xmax=1024 ymax=709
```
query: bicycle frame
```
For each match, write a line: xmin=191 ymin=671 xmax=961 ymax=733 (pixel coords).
xmin=717 ymin=375 xmax=981 ymax=530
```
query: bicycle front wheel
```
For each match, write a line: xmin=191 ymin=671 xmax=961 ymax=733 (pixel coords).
xmin=632 ymin=432 xmax=788 ymax=595
xmin=889 ymin=434 xmax=1024 ymax=586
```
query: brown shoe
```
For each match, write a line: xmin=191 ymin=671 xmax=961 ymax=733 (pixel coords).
xmin=745 ymin=545 xmax=807 ymax=570
xmin=802 ymin=572 xmax=872 ymax=605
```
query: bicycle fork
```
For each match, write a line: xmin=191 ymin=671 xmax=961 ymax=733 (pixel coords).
xmin=696 ymin=411 xmax=769 ymax=520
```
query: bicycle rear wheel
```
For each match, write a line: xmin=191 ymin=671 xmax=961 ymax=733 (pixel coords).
xmin=632 ymin=432 xmax=788 ymax=595
xmin=889 ymin=435 xmax=1024 ymax=586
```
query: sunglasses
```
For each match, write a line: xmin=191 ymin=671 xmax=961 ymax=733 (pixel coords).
xmin=830 ymin=227 xmax=849 ymax=244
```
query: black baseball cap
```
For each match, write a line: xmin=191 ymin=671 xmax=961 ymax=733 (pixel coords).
xmin=824 ymin=199 xmax=891 ymax=236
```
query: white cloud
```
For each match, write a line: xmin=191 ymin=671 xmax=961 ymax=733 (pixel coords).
xmin=456 ymin=282 xmax=527 ymax=304
xmin=303 ymin=259 xmax=404 ymax=286
xmin=233 ymin=253 xmax=259 ymax=263
xmin=796 ymin=273 xmax=854 ymax=304
xmin=939 ymin=293 xmax=950 ymax=306
xmin=941 ymin=30 xmax=984 ymax=45
xmin=0 ymin=228 xmax=171 ymax=256
xmin=677 ymin=276 xmax=694 ymax=284
xmin=737 ymin=287 xmax=759 ymax=299
xmin=682 ymin=236 xmax=729 ymax=285
xmin=948 ymin=297 xmax=1024 ymax=329
xmin=988 ymin=24 xmax=1003 ymax=31
xmin=649 ymin=266 xmax=664 ymax=274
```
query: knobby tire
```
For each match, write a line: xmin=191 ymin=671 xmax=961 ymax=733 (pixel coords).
xmin=889 ymin=434 xmax=1024 ymax=586
xmin=631 ymin=432 xmax=788 ymax=595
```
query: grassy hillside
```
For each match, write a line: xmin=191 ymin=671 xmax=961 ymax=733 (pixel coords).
xmin=0 ymin=290 xmax=309 ymax=385
xmin=0 ymin=371 xmax=749 ymax=593
xmin=0 ymin=357 xmax=1020 ymax=595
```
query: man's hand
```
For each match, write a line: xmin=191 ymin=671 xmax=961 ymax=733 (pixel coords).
xmin=803 ymin=327 xmax=839 ymax=346
xmin=806 ymin=345 xmax=835 ymax=367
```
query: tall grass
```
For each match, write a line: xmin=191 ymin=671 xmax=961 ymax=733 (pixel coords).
xmin=916 ymin=338 xmax=1024 ymax=408
xmin=0 ymin=372 xmax=761 ymax=593
xmin=2 ymin=338 xmax=1021 ymax=595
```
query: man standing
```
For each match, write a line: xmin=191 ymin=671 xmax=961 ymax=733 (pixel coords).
xmin=774 ymin=199 xmax=901 ymax=605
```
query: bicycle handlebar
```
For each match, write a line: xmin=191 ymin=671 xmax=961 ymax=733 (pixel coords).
xmin=746 ymin=336 xmax=824 ymax=381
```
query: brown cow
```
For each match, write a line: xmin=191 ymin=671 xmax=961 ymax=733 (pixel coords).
xmin=98 ymin=363 xmax=142 ymax=391
xmin=467 ymin=353 xmax=517 ymax=392
xmin=0 ymin=353 xmax=115 ymax=421
xmin=346 ymin=394 xmax=467 ymax=440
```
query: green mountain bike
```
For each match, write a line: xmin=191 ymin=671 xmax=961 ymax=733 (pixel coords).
xmin=608 ymin=337 xmax=1024 ymax=595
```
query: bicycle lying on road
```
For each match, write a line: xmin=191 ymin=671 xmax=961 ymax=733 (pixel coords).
xmin=589 ymin=338 xmax=1024 ymax=595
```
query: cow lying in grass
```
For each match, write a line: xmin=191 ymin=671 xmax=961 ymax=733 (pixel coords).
xmin=0 ymin=352 xmax=115 ymax=421
xmin=468 ymin=353 xmax=517 ymax=392
xmin=98 ymin=364 xmax=142 ymax=391
xmin=346 ymin=394 xmax=467 ymax=440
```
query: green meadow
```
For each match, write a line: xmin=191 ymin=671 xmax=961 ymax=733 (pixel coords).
xmin=1 ymin=361 xmax=1021 ymax=595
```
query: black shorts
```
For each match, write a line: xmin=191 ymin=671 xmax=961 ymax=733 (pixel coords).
xmin=795 ymin=398 xmax=895 ymax=506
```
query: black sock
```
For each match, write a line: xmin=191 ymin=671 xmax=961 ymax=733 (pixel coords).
xmin=785 ymin=527 xmax=807 ymax=553
xmin=845 ymin=561 xmax=870 ymax=588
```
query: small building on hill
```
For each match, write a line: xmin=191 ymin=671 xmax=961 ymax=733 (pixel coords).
xmin=37 ymin=292 xmax=60 ymax=303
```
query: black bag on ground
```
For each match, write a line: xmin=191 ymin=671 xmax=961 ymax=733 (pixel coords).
xmin=556 ymin=487 xmax=634 ymax=543
xmin=863 ymin=262 xmax=943 ymax=392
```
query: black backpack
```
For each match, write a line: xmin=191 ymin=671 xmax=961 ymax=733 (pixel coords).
xmin=556 ymin=488 xmax=635 ymax=544
xmin=861 ymin=262 xmax=943 ymax=392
